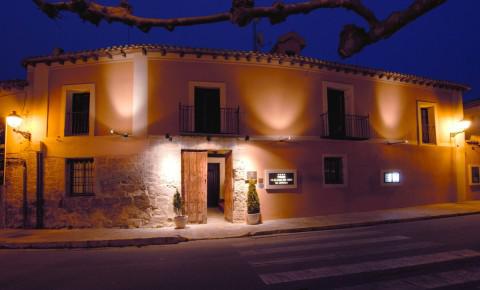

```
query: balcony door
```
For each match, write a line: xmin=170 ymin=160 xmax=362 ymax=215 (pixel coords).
xmin=327 ymin=88 xmax=346 ymax=138
xmin=195 ymin=87 xmax=220 ymax=134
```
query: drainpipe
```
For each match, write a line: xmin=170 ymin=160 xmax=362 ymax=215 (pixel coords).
xmin=36 ymin=151 xmax=44 ymax=228
xmin=21 ymin=159 xmax=27 ymax=228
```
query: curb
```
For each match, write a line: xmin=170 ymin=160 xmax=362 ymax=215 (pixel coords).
xmin=0 ymin=236 xmax=188 ymax=250
xmin=1 ymin=210 xmax=480 ymax=249
xmin=248 ymin=210 xmax=480 ymax=237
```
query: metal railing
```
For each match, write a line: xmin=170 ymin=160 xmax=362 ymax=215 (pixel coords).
xmin=179 ymin=103 xmax=240 ymax=135
xmin=421 ymin=124 xmax=436 ymax=144
xmin=65 ymin=112 xmax=89 ymax=136
xmin=320 ymin=112 xmax=370 ymax=140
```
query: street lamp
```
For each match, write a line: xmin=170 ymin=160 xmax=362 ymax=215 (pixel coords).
xmin=6 ymin=111 xmax=31 ymax=141
xmin=450 ymin=120 xmax=471 ymax=138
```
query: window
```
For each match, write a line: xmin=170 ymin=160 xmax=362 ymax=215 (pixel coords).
xmin=66 ymin=158 xmax=95 ymax=196
xmin=469 ymin=165 xmax=480 ymax=185
xmin=382 ymin=170 xmax=402 ymax=185
xmin=65 ymin=92 xmax=90 ymax=136
xmin=194 ymin=87 xmax=221 ymax=133
xmin=323 ymin=156 xmax=345 ymax=185
xmin=61 ymin=84 xmax=95 ymax=137
xmin=417 ymin=102 xmax=437 ymax=145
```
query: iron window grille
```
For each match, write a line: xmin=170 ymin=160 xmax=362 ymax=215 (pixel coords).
xmin=67 ymin=158 xmax=94 ymax=196
xmin=65 ymin=92 xmax=90 ymax=136
xmin=324 ymin=157 xmax=344 ymax=185
xmin=420 ymin=107 xmax=436 ymax=144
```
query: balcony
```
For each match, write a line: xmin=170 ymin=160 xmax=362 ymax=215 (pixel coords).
xmin=421 ymin=124 xmax=436 ymax=144
xmin=65 ymin=111 xmax=89 ymax=136
xmin=320 ymin=112 xmax=370 ymax=140
xmin=179 ymin=103 xmax=240 ymax=136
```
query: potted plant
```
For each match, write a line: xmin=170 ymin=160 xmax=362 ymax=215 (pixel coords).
xmin=173 ymin=188 xmax=188 ymax=229
xmin=246 ymin=179 xmax=261 ymax=225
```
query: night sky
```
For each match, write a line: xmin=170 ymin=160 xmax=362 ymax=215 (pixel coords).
xmin=1 ymin=1 xmax=478 ymax=100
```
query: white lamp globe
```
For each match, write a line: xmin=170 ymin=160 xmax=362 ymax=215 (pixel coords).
xmin=6 ymin=111 xmax=23 ymax=129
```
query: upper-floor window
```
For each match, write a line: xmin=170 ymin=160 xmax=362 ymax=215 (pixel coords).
xmin=179 ymin=82 xmax=239 ymax=135
xmin=66 ymin=158 xmax=95 ymax=196
xmin=62 ymin=84 xmax=95 ymax=137
xmin=195 ymin=87 xmax=221 ymax=134
xmin=321 ymin=82 xmax=369 ymax=140
xmin=417 ymin=102 xmax=437 ymax=145
xmin=65 ymin=92 xmax=90 ymax=136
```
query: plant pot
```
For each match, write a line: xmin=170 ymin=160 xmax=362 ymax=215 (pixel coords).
xmin=246 ymin=213 xmax=261 ymax=225
xmin=174 ymin=215 xmax=188 ymax=229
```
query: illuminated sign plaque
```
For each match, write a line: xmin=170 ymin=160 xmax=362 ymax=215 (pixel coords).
xmin=265 ymin=169 xmax=297 ymax=189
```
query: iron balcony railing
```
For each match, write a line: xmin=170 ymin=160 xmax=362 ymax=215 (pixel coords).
xmin=179 ymin=103 xmax=240 ymax=135
xmin=421 ymin=124 xmax=436 ymax=144
xmin=65 ymin=111 xmax=89 ymax=136
xmin=320 ymin=112 xmax=370 ymax=140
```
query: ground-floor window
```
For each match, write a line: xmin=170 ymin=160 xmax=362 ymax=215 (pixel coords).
xmin=66 ymin=158 xmax=95 ymax=196
xmin=323 ymin=156 xmax=345 ymax=185
xmin=469 ymin=165 xmax=480 ymax=185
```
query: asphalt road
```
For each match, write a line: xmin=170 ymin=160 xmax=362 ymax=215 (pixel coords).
xmin=3 ymin=214 xmax=480 ymax=290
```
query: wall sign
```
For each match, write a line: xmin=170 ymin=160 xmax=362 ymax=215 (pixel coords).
xmin=265 ymin=169 xmax=297 ymax=189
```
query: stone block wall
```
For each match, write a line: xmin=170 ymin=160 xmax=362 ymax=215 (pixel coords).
xmin=2 ymin=139 xmax=247 ymax=228
xmin=4 ymin=152 xmax=38 ymax=228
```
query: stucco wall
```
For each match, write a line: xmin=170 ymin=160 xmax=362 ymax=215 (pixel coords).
xmin=0 ymin=51 xmax=468 ymax=228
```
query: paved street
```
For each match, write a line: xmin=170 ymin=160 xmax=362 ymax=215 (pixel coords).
xmin=3 ymin=214 xmax=480 ymax=289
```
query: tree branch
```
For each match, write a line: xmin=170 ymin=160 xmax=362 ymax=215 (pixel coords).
xmin=33 ymin=0 xmax=447 ymax=58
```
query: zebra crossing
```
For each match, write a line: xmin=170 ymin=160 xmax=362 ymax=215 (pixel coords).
xmin=232 ymin=227 xmax=480 ymax=289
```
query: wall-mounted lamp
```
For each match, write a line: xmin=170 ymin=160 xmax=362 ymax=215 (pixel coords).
xmin=6 ymin=111 xmax=31 ymax=141
xmin=450 ymin=120 xmax=471 ymax=138
xmin=109 ymin=129 xmax=129 ymax=138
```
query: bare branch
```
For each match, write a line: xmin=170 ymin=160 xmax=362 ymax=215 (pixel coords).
xmin=33 ymin=0 xmax=447 ymax=57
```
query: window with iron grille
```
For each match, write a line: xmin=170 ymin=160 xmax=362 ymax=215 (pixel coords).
xmin=65 ymin=92 xmax=90 ymax=136
xmin=67 ymin=158 xmax=94 ymax=196
xmin=469 ymin=165 xmax=480 ymax=185
xmin=324 ymin=157 xmax=344 ymax=185
xmin=418 ymin=104 xmax=436 ymax=145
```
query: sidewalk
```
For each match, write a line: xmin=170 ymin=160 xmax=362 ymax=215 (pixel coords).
xmin=1 ymin=201 xmax=480 ymax=249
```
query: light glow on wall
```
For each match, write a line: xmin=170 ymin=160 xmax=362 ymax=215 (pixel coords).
xmin=450 ymin=120 xmax=471 ymax=137
xmin=376 ymin=92 xmax=403 ymax=130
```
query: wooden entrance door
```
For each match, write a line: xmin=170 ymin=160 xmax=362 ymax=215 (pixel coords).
xmin=181 ymin=151 xmax=208 ymax=223
xmin=223 ymin=152 xmax=233 ymax=222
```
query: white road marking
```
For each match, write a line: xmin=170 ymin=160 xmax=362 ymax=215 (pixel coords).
xmin=250 ymin=241 xmax=438 ymax=267
xmin=259 ymin=249 xmax=480 ymax=285
xmin=233 ymin=230 xmax=381 ymax=248
xmin=240 ymin=235 xmax=410 ymax=256
xmin=339 ymin=266 xmax=480 ymax=289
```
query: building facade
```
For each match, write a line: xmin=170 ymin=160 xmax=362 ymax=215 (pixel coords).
xmin=0 ymin=44 xmax=470 ymax=228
